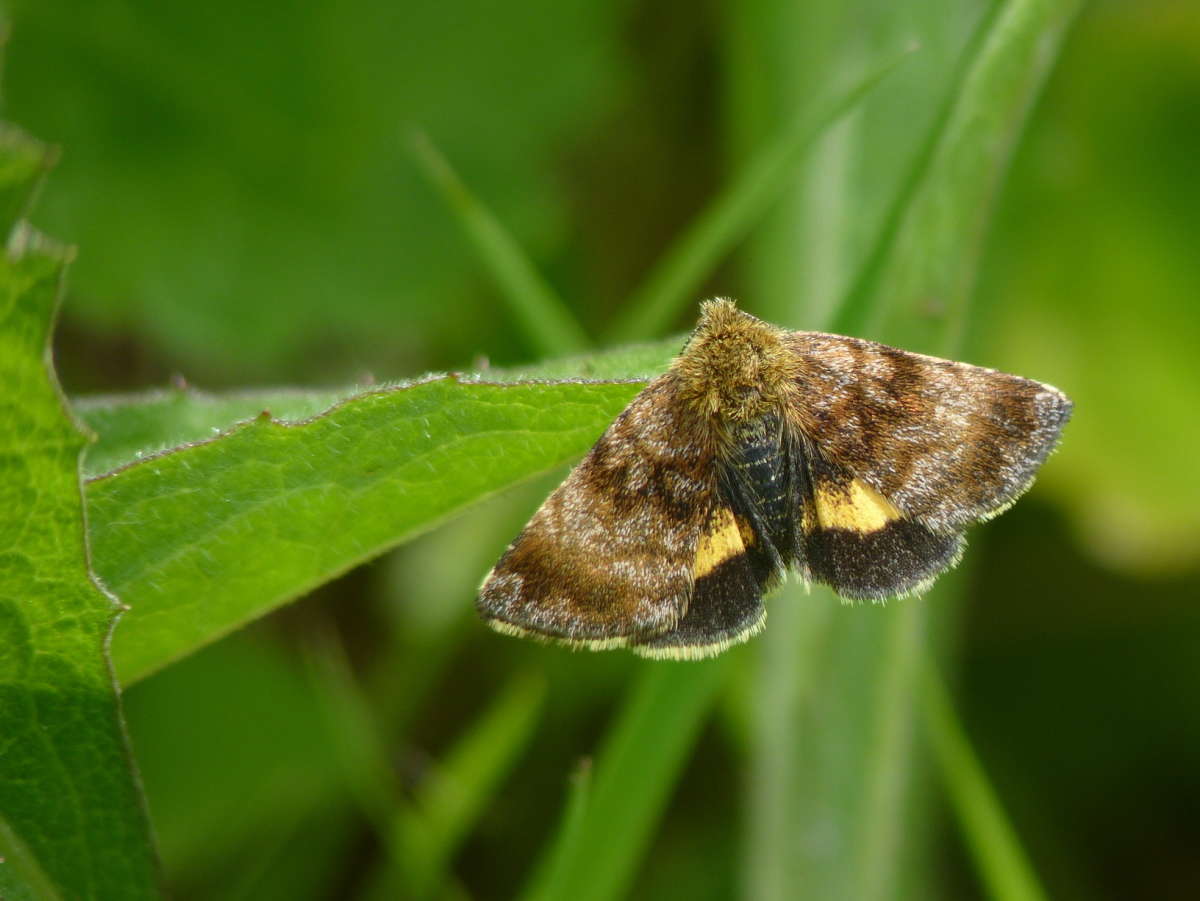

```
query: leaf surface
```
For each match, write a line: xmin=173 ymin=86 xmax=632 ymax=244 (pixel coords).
xmin=0 ymin=131 xmax=160 ymax=898
xmin=89 ymin=375 xmax=649 ymax=685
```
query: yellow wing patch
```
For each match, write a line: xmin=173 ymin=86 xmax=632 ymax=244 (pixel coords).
xmin=814 ymin=479 xmax=903 ymax=533
xmin=693 ymin=506 xmax=754 ymax=579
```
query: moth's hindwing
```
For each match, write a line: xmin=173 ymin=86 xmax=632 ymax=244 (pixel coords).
xmin=634 ymin=413 xmax=793 ymax=658
xmin=797 ymin=452 xmax=963 ymax=601
xmin=477 ymin=376 xmax=715 ymax=648
xmin=632 ymin=505 xmax=774 ymax=659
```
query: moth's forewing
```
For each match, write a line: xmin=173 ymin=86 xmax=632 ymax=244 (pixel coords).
xmin=477 ymin=376 xmax=716 ymax=647
xmin=782 ymin=330 xmax=1068 ymax=600
xmin=784 ymin=332 xmax=1072 ymax=531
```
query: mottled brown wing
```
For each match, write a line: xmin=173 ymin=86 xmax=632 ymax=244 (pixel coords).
xmin=477 ymin=374 xmax=717 ymax=648
xmin=785 ymin=332 xmax=1072 ymax=531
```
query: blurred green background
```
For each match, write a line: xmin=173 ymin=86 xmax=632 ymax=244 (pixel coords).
xmin=3 ymin=0 xmax=1198 ymax=898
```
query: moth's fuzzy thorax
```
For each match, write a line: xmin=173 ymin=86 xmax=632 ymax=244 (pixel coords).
xmin=672 ymin=299 xmax=801 ymax=423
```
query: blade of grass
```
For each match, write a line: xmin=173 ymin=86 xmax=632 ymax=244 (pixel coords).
xmin=827 ymin=1 xmax=1005 ymax=343
xmin=848 ymin=0 xmax=1083 ymax=896
xmin=299 ymin=633 xmax=408 ymax=846
xmin=522 ymin=757 xmax=593 ymax=901
xmin=605 ymin=46 xmax=917 ymax=344
xmin=723 ymin=6 xmax=866 ymax=898
xmin=521 ymin=659 xmax=728 ymax=901
xmin=301 ymin=632 xmax=546 ymax=900
xmin=852 ymin=600 xmax=926 ymax=901
xmin=741 ymin=584 xmax=834 ymax=901
xmin=387 ymin=669 xmax=547 ymax=900
xmin=409 ymin=129 xmax=590 ymax=356
xmin=921 ymin=663 xmax=1048 ymax=901
xmin=839 ymin=0 xmax=1085 ymax=354
xmin=222 ymin=802 xmax=357 ymax=901
xmin=733 ymin=0 xmax=1082 ymax=898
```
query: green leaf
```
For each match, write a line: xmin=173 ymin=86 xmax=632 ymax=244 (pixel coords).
xmin=76 ymin=387 xmax=347 ymax=479
xmin=0 ymin=220 xmax=160 ymax=897
xmin=77 ymin=338 xmax=678 ymax=480
xmin=75 ymin=337 xmax=677 ymax=689
xmin=90 ymin=375 xmax=645 ymax=686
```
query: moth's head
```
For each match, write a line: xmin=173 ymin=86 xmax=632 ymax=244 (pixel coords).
xmin=673 ymin=298 xmax=800 ymax=422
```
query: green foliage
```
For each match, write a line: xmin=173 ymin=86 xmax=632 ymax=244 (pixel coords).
xmin=76 ymin=387 xmax=347 ymax=478
xmin=738 ymin=2 xmax=1080 ymax=898
xmin=843 ymin=0 xmax=1085 ymax=353
xmin=88 ymin=376 xmax=644 ymax=685
xmin=4 ymin=0 xmax=631 ymax=377
xmin=605 ymin=46 xmax=918 ymax=343
xmin=523 ymin=660 xmax=728 ymax=901
xmin=0 ymin=125 xmax=52 ymax=226
xmin=302 ymin=636 xmax=547 ymax=900
xmin=921 ymin=661 xmax=1048 ymax=901
xmin=118 ymin=632 xmax=347 ymax=897
xmin=0 ymin=144 xmax=159 ymax=896
xmin=410 ymin=131 xmax=591 ymax=356
xmin=2 ymin=0 xmax=1194 ymax=898
xmin=76 ymin=340 xmax=678 ymax=480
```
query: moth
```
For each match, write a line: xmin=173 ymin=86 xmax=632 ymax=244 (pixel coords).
xmin=477 ymin=299 xmax=1071 ymax=660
